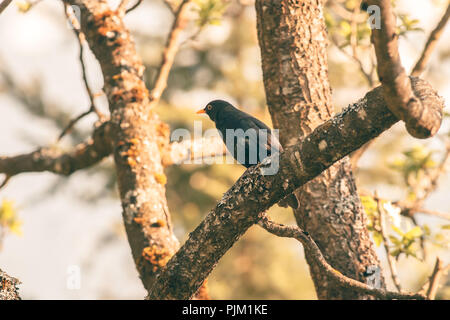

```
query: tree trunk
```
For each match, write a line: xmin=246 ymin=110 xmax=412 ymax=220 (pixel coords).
xmin=71 ymin=0 xmax=179 ymax=292
xmin=255 ymin=0 xmax=386 ymax=299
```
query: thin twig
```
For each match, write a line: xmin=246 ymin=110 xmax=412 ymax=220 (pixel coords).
xmin=331 ymin=7 xmax=377 ymax=165
xmin=162 ymin=0 xmax=176 ymax=14
xmin=57 ymin=109 xmax=94 ymax=141
xmin=425 ymin=258 xmax=448 ymax=300
xmin=0 ymin=175 xmax=10 ymax=190
xmin=65 ymin=4 xmax=103 ymax=116
xmin=397 ymin=140 xmax=450 ymax=223
xmin=60 ymin=4 xmax=104 ymax=141
xmin=375 ymin=191 xmax=403 ymax=292
xmin=331 ymin=35 xmax=374 ymax=87
xmin=350 ymin=3 xmax=359 ymax=60
xmin=257 ymin=212 xmax=425 ymax=300
xmin=415 ymin=208 xmax=450 ymax=221
xmin=418 ymin=258 xmax=450 ymax=299
xmin=410 ymin=214 xmax=427 ymax=261
xmin=327 ymin=0 xmax=367 ymax=23
xmin=416 ymin=141 xmax=450 ymax=205
xmin=117 ymin=0 xmax=130 ymax=14
xmin=362 ymin=190 xmax=450 ymax=222
xmin=149 ymin=0 xmax=192 ymax=102
xmin=125 ymin=0 xmax=143 ymax=13
xmin=0 ymin=0 xmax=13 ymax=14
xmin=411 ymin=4 xmax=450 ymax=77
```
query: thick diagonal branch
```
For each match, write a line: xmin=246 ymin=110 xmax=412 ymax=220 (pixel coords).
xmin=367 ymin=0 xmax=443 ymax=139
xmin=0 ymin=0 xmax=13 ymax=14
xmin=148 ymin=78 xmax=444 ymax=300
xmin=255 ymin=0 xmax=383 ymax=300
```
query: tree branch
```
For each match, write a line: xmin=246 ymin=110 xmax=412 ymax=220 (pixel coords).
xmin=117 ymin=0 xmax=131 ymax=14
xmin=413 ymin=208 xmax=450 ymax=221
xmin=0 ymin=121 xmax=112 ymax=178
xmin=375 ymin=191 xmax=402 ymax=292
xmin=148 ymin=77 xmax=443 ymax=300
xmin=257 ymin=213 xmax=424 ymax=300
xmin=327 ymin=0 xmax=367 ymax=23
xmin=149 ymin=0 xmax=192 ymax=102
xmin=60 ymin=0 xmax=202 ymax=296
xmin=126 ymin=0 xmax=143 ymax=14
xmin=161 ymin=136 xmax=227 ymax=167
xmin=0 ymin=0 xmax=13 ymax=14
xmin=256 ymin=0 xmax=385 ymax=299
xmin=58 ymin=3 xmax=104 ymax=141
xmin=367 ymin=0 xmax=443 ymax=139
xmin=395 ymin=140 xmax=450 ymax=221
xmin=421 ymin=257 xmax=450 ymax=300
xmin=411 ymin=4 xmax=450 ymax=77
xmin=0 ymin=268 xmax=21 ymax=300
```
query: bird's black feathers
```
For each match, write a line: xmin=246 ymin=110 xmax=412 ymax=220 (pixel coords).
xmin=202 ymin=100 xmax=282 ymax=168
xmin=199 ymin=100 xmax=299 ymax=209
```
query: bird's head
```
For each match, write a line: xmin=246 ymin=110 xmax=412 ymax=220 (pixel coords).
xmin=196 ymin=99 xmax=232 ymax=122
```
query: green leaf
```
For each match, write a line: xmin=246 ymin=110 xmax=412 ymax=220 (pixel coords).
xmin=390 ymin=248 xmax=401 ymax=258
xmin=391 ymin=225 xmax=404 ymax=236
xmin=0 ymin=199 xmax=22 ymax=237
xmin=193 ymin=0 xmax=228 ymax=27
xmin=404 ymin=226 xmax=423 ymax=240
xmin=339 ymin=20 xmax=352 ymax=38
xmin=373 ymin=232 xmax=383 ymax=247
xmin=389 ymin=235 xmax=401 ymax=245
xmin=16 ymin=1 xmax=32 ymax=13
xmin=422 ymin=224 xmax=431 ymax=236
xmin=360 ymin=195 xmax=378 ymax=216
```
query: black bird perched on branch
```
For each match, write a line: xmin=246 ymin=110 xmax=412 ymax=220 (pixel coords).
xmin=197 ymin=99 xmax=298 ymax=209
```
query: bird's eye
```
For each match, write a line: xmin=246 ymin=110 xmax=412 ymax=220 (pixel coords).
xmin=207 ymin=104 xmax=212 ymax=110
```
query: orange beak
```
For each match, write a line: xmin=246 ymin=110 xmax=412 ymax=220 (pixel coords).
xmin=196 ymin=108 xmax=206 ymax=114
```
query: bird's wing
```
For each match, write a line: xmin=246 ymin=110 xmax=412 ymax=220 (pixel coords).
xmin=237 ymin=117 xmax=283 ymax=159
xmin=217 ymin=110 xmax=283 ymax=166
xmin=239 ymin=117 xmax=283 ymax=154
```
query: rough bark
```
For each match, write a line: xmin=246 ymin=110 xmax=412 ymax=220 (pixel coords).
xmin=367 ymin=0 xmax=442 ymax=138
xmin=0 ymin=121 xmax=111 ymax=177
xmin=0 ymin=0 xmax=13 ymax=14
xmin=258 ymin=213 xmax=425 ymax=300
xmin=256 ymin=0 xmax=385 ymax=299
xmin=64 ymin=0 xmax=179 ymax=292
xmin=148 ymin=77 xmax=443 ymax=299
xmin=0 ymin=268 xmax=21 ymax=300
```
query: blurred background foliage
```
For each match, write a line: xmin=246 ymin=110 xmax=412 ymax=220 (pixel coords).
xmin=0 ymin=0 xmax=449 ymax=299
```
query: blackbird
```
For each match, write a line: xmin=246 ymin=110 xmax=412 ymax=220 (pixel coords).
xmin=197 ymin=99 xmax=298 ymax=209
